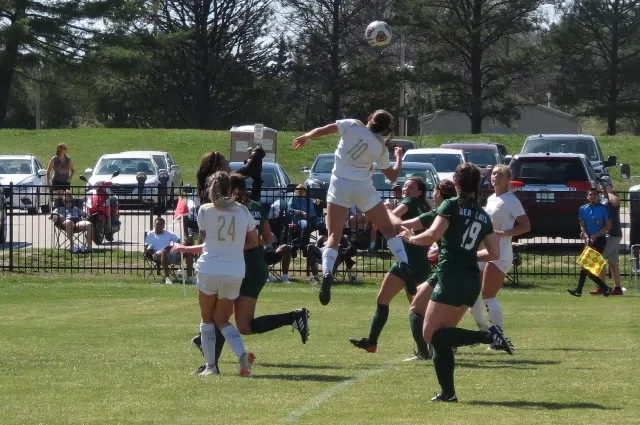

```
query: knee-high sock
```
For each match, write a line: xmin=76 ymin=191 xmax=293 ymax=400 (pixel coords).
xmin=578 ymin=269 xmax=609 ymax=292
xmin=431 ymin=330 xmax=456 ymax=397
xmin=220 ymin=324 xmax=246 ymax=361
xmin=367 ymin=304 xmax=389 ymax=345
xmin=469 ymin=298 xmax=489 ymax=331
xmin=387 ymin=237 xmax=409 ymax=264
xmin=432 ymin=326 xmax=492 ymax=348
xmin=484 ymin=298 xmax=503 ymax=330
xmin=408 ymin=311 xmax=431 ymax=357
xmin=199 ymin=322 xmax=217 ymax=368
xmin=214 ymin=325 xmax=225 ymax=368
xmin=322 ymin=247 xmax=338 ymax=276
xmin=250 ymin=312 xmax=295 ymax=334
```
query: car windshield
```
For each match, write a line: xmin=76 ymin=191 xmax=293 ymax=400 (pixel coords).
xmin=0 ymin=159 xmax=32 ymax=174
xmin=312 ymin=156 xmax=335 ymax=174
xmin=229 ymin=165 xmax=278 ymax=188
xmin=463 ymin=150 xmax=498 ymax=167
xmin=152 ymin=155 xmax=168 ymax=171
xmin=522 ymin=139 xmax=598 ymax=161
xmin=403 ymin=153 xmax=463 ymax=172
xmin=373 ymin=166 xmax=438 ymax=191
xmin=95 ymin=158 xmax=156 ymax=175
xmin=511 ymin=158 xmax=587 ymax=184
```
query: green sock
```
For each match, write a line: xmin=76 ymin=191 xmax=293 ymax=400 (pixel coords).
xmin=250 ymin=312 xmax=295 ymax=334
xmin=432 ymin=342 xmax=456 ymax=397
xmin=409 ymin=311 xmax=431 ymax=357
xmin=432 ymin=326 xmax=491 ymax=348
xmin=367 ymin=304 xmax=389 ymax=345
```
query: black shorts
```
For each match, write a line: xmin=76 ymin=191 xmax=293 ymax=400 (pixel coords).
xmin=52 ymin=180 xmax=70 ymax=191
xmin=590 ymin=236 xmax=607 ymax=253
xmin=264 ymin=249 xmax=284 ymax=265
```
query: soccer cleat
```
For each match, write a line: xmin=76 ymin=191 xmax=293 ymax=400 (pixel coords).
xmin=191 ymin=334 xmax=203 ymax=356
xmin=399 ymin=262 xmax=417 ymax=295
xmin=590 ymin=287 xmax=603 ymax=295
xmin=348 ymin=337 xmax=377 ymax=353
xmin=602 ymin=287 xmax=613 ymax=297
xmin=292 ymin=308 xmax=310 ymax=344
xmin=199 ymin=365 xmax=219 ymax=376
xmin=319 ymin=273 xmax=334 ymax=305
xmin=488 ymin=325 xmax=514 ymax=355
xmin=239 ymin=352 xmax=256 ymax=377
xmin=403 ymin=346 xmax=433 ymax=361
xmin=429 ymin=392 xmax=458 ymax=403
xmin=611 ymin=286 xmax=624 ymax=296
xmin=192 ymin=364 xmax=206 ymax=375
xmin=567 ymin=288 xmax=582 ymax=297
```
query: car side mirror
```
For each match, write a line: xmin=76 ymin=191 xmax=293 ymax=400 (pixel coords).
xmin=170 ymin=165 xmax=180 ymax=173
xmin=300 ymin=166 xmax=310 ymax=173
xmin=84 ymin=168 xmax=93 ymax=175
xmin=605 ymin=155 xmax=617 ymax=167
xmin=620 ymin=163 xmax=631 ymax=179
xmin=37 ymin=169 xmax=46 ymax=177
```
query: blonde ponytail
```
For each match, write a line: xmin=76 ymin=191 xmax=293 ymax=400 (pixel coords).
xmin=207 ymin=171 xmax=235 ymax=209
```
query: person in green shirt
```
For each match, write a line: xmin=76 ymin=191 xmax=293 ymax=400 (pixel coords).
xmin=349 ymin=177 xmax=430 ymax=353
xmin=399 ymin=163 xmax=514 ymax=402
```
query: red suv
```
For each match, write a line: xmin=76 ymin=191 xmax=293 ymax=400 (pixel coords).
xmin=509 ymin=153 xmax=600 ymax=238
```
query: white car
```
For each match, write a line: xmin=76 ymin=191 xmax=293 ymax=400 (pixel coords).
xmin=402 ymin=148 xmax=468 ymax=181
xmin=84 ymin=151 xmax=182 ymax=209
xmin=0 ymin=155 xmax=48 ymax=214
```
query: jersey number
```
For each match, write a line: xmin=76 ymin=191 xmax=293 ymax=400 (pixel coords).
xmin=460 ymin=220 xmax=481 ymax=250
xmin=348 ymin=141 xmax=368 ymax=161
xmin=217 ymin=216 xmax=236 ymax=242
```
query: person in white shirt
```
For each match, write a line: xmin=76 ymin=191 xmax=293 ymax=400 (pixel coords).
xmin=292 ymin=110 xmax=414 ymax=305
xmin=172 ymin=171 xmax=260 ymax=377
xmin=469 ymin=165 xmax=530 ymax=345
xmin=144 ymin=217 xmax=194 ymax=284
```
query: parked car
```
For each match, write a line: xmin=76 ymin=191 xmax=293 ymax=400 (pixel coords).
xmin=509 ymin=153 xmax=601 ymax=238
xmin=302 ymin=153 xmax=334 ymax=187
xmin=229 ymin=162 xmax=294 ymax=210
xmin=515 ymin=134 xmax=616 ymax=179
xmin=84 ymin=151 xmax=182 ymax=210
xmin=440 ymin=142 xmax=505 ymax=188
xmin=387 ymin=139 xmax=416 ymax=159
xmin=402 ymin=148 xmax=467 ymax=181
xmin=0 ymin=155 xmax=48 ymax=214
xmin=372 ymin=162 xmax=441 ymax=204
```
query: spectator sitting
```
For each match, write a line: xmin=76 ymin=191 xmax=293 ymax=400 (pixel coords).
xmin=306 ymin=234 xmax=357 ymax=285
xmin=49 ymin=190 xmax=93 ymax=254
xmin=348 ymin=204 xmax=377 ymax=252
xmin=144 ymin=217 xmax=195 ymax=285
xmin=287 ymin=184 xmax=318 ymax=246
xmin=384 ymin=183 xmax=403 ymax=210
xmin=264 ymin=233 xmax=293 ymax=283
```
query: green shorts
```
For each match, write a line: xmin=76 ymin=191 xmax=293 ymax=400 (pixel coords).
xmin=389 ymin=246 xmax=430 ymax=283
xmin=430 ymin=266 xmax=481 ymax=307
xmin=239 ymin=246 xmax=269 ymax=299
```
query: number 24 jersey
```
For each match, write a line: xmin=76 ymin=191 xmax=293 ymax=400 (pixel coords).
xmin=333 ymin=119 xmax=390 ymax=181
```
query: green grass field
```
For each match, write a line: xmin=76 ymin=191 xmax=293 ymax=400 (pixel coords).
xmin=1 ymin=128 xmax=639 ymax=189
xmin=1 ymin=274 xmax=638 ymax=425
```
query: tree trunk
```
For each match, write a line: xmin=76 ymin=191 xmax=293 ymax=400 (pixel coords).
xmin=470 ymin=0 xmax=484 ymax=134
xmin=606 ymin=5 xmax=620 ymax=136
xmin=0 ymin=0 xmax=28 ymax=128
xmin=329 ymin=0 xmax=341 ymax=121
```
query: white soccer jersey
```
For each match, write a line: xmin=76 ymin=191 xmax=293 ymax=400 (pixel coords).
xmin=333 ymin=119 xmax=390 ymax=181
xmin=196 ymin=202 xmax=256 ymax=278
xmin=484 ymin=191 xmax=526 ymax=257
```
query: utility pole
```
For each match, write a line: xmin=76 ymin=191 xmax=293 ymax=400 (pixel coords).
xmin=399 ymin=32 xmax=407 ymax=137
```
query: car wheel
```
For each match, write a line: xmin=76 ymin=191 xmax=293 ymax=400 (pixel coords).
xmin=93 ymin=221 xmax=105 ymax=245
xmin=105 ymin=232 xmax=114 ymax=242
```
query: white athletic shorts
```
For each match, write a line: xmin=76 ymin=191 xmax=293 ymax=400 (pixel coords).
xmin=197 ymin=272 xmax=243 ymax=300
xmin=327 ymin=175 xmax=381 ymax=212
xmin=479 ymin=251 xmax=513 ymax=275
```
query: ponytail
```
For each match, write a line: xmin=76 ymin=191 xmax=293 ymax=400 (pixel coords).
xmin=454 ymin=163 xmax=481 ymax=208
xmin=207 ymin=171 xmax=235 ymax=209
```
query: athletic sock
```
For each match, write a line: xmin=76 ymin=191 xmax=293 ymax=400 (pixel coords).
xmin=220 ymin=324 xmax=247 ymax=360
xmin=586 ymin=272 xmax=610 ymax=291
xmin=367 ymin=304 xmax=389 ymax=345
xmin=214 ymin=325 xmax=225 ymax=369
xmin=250 ymin=312 xmax=295 ymax=334
xmin=469 ymin=298 xmax=489 ymax=331
xmin=484 ymin=298 xmax=503 ymax=329
xmin=199 ymin=322 xmax=217 ymax=368
xmin=431 ymin=335 xmax=456 ymax=397
xmin=431 ymin=326 xmax=492 ymax=348
xmin=387 ymin=237 xmax=409 ymax=264
xmin=322 ymin=247 xmax=338 ymax=276
xmin=577 ymin=269 xmax=588 ymax=292
xmin=408 ymin=311 xmax=431 ymax=357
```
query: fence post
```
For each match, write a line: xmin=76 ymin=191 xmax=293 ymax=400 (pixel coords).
xmin=8 ymin=183 xmax=13 ymax=272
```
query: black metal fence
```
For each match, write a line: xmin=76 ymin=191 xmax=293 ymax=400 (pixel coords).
xmin=0 ymin=184 xmax=638 ymax=284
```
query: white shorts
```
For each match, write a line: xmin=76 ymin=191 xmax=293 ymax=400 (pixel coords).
xmin=196 ymin=273 xmax=243 ymax=300
xmin=327 ymin=175 xmax=381 ymax=212
xmin=479 ymin=251 xmax=513 ymax=275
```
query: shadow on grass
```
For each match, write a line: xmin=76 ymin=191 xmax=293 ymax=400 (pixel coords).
xmin=525 ymin=347 xmax=624 ymax=352
xmin=252 ymin=373 xmax=353 ymax=383
xmin=456 ymin=359 xmax=560 ymax=370
xmin=466 ymin=400 xmax=618 ymax=410
xmin=258 ymin=362 xmax=349 ymax=370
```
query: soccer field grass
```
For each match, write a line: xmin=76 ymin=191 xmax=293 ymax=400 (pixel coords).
xmin=1 ymin=274 xmax=638 ymax=425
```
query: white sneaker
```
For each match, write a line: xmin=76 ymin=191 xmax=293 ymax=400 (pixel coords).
xmin=281 ymin=274 xmax=290 ymax=283
xmin=165 ymin=277 xmax=173 ymax=285
xmin=199 ymin=365 xmax=219 ymax=376
xmin=267 ymin=276 xmax=279 ymax=283
xmin=310 ymin=276 xmax=319 ymax=286
xmin=186 ymin=276 xmax=197 ymax=285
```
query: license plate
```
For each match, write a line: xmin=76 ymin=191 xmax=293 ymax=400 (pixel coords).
xmin=536 ymin=192 xmax=554 ymax=202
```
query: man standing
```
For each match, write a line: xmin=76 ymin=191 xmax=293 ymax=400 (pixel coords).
xmin=144 ymin=217 xmax=195 ymax=284
xmin=593 ymin=176 xmax=623 ymax=295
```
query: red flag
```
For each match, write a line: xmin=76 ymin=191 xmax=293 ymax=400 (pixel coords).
xmin=173 ymin=196 xmax=190 ymax=222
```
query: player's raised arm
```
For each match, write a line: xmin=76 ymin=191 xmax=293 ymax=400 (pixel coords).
xmin=292 ymin=123 xmax=338 ymax=149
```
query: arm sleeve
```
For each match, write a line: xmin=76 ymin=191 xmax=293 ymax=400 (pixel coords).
xmin=418 ymin=211 xmax=436 ymax=228
xmin=578 ymin=206 xmax=585 ymax=221
xmin=144 ymin=233 xmax=150 ymax=245
xmin=170 ymin=232 xmax=180 ymax=243
xmin=511 ymin=196 xmax=526 ymax=218
xmin=197 ymin=205 xmax=205 ymax=230
xmin=436 ymin=199 xmax=455 ymax=218
xmin=336 ymin=119 xmax=357 ymax=136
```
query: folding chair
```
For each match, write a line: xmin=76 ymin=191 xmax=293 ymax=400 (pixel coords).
xmin=142 ymin=230 xmax=180 ymax=281
xmin=51 ymin=198 xmax=88 ymax=252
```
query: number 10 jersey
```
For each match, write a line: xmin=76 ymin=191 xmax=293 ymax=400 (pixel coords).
xmin=333 ymin=119 xmax=390 ymax=181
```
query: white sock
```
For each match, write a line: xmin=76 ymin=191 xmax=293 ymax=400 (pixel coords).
xmin=220 ymin=324 xmax=246 ymax=360
xmin=199 ymin=322 xmax=217 ymax=368
xmin=322 ymin=248 xmax=338 ymax=276
xmin=469 ymin=298 xmax=489 ymax=331
xmin=387 ymin=237 xmax=409 ymax=264
xmin=484 ymin=298 xmax=503 ymax=330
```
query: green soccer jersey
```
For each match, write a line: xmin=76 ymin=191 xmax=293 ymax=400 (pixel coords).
xmin=248 ymin=200 xmax=267 ymax=236
xmin=418 ymin=210 xmax=437 ymax=229
xmin=399 ymin=197 xmax=428 ymax=221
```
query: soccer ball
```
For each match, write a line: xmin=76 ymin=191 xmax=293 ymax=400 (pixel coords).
xmin=365 ymin=21 xmax=392 ymax=48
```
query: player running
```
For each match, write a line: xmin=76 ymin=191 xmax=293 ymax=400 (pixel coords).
xmin=292 ymin=110 xmax=415 ymax=305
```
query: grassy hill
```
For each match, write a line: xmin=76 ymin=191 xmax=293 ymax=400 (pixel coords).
xmin=0 ymin=128 xmax=638 ymax=188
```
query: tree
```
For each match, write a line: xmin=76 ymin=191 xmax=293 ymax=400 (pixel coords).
xmin=551 ymin=0 xmax=640 ymax=135
xmin=399 ymin=0 xmax=549 ymax=133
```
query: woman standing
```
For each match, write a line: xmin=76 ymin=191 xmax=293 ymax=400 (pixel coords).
xmin=293 ymin=110 xmax=414 ymax=305
xmin=469 ymin=165 xmax=530 ymax=347
xmin=349 ymin=177 xmax=430 ymax=353
xmin=47 ymin=143 xmax=75 ymax=195
xmin=172 ymin=172 xmax=258 ymax=377
xmin=399 ymin=163 xmax=514 ymax=402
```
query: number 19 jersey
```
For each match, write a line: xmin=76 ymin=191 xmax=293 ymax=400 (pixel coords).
xmin=197 ymin=202 xmax=256 ymax=278
xmin=333 ymin=119 xmax=390 ymax=181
